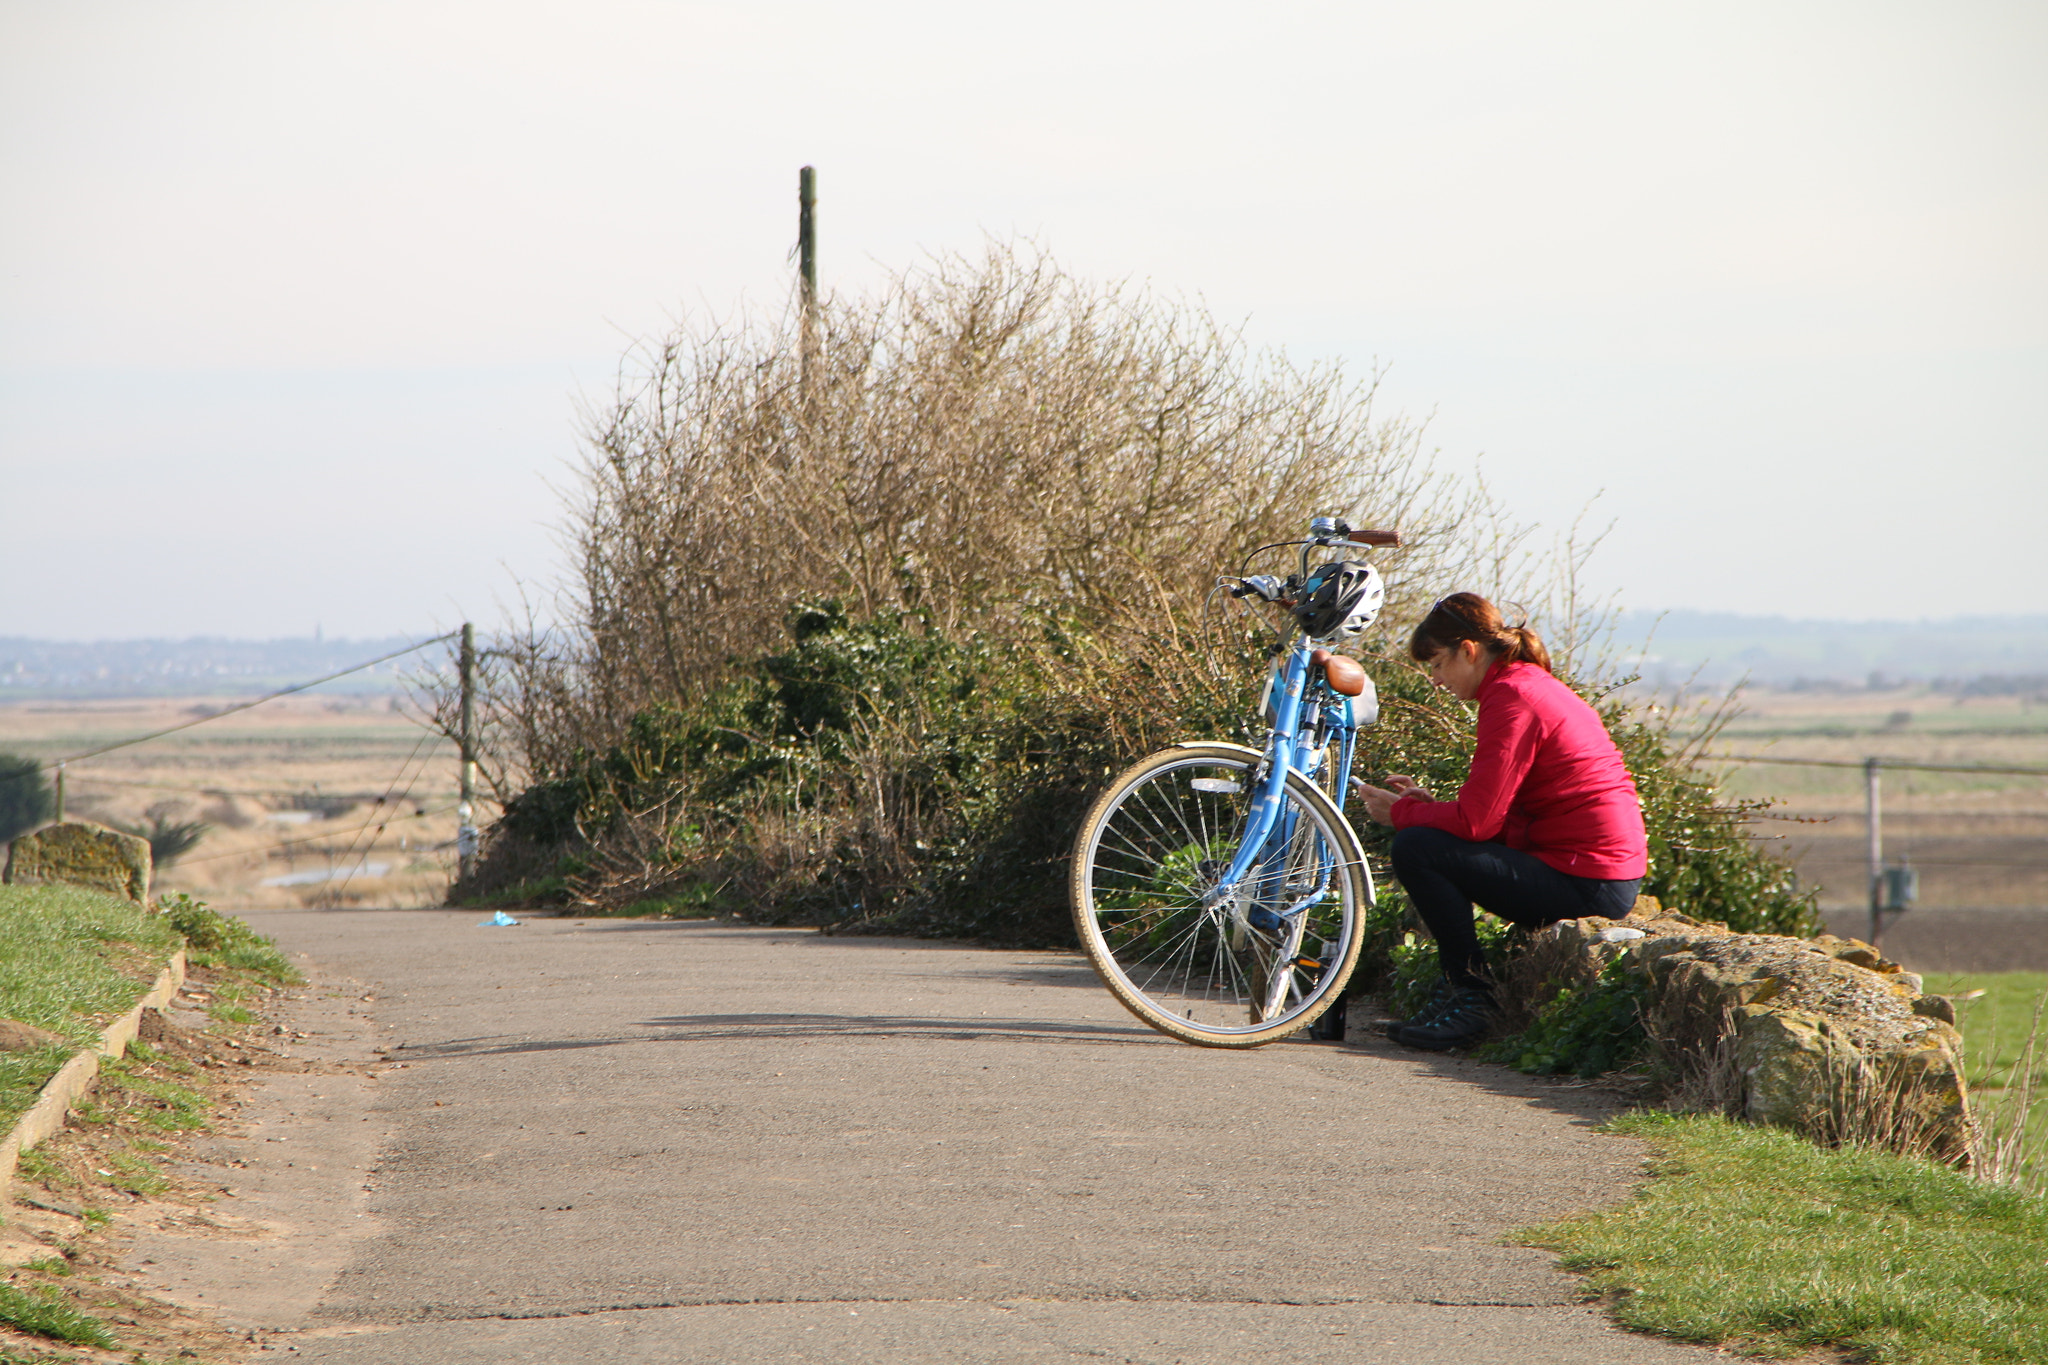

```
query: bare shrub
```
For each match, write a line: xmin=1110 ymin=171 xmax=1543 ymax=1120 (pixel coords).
xmin=480 ymin=241 xmax=1521 ymax=788
xmin=434 ymin=240 xmax=1820 ymax=943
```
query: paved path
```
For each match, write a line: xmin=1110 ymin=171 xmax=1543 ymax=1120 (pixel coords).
xmin=137 ymin=909 xmax=1714 ymax=1363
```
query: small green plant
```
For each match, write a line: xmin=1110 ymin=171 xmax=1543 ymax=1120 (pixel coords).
xmin=98 ymin=1058 xmax=210 ymax=1134
xmin=0 ymin=1282 xmax=118 ymax=1347
xmin=80 ymin=1208 xmax=110 ymax=1231
xmin=15 ymin=1147 xmax=60 ymax=1181
xmin=23 ymin=1255 xmax=71 ymax=1276
xmin=1483 ymin=959 xmax=1650 ymax=1078
xmin=102 ymin=1150 xmax=168 ymax=1198
xmin=205 ymin=1003 xmax=258 ymax=1027
xmin=154 ymin=893 xmax=302 ymax=985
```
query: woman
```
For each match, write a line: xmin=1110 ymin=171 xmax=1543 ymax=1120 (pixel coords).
xmin=1353 ymin=593 xmax=1647 ymax=1051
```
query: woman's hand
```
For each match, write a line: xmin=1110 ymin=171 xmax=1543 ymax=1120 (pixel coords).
xmin=1352 ymin=775 xmax=1435 ymax=827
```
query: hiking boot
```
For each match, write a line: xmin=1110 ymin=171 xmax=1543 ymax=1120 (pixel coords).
xmin=1393 ymin=987 xmax=1495 ymax=1051
xmin=1381 ymin=975 xmax=1456 ymax=1041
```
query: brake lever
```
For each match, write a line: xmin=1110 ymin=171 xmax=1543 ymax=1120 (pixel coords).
xmin=1229 ymin=575 xmax=1287 ymax=601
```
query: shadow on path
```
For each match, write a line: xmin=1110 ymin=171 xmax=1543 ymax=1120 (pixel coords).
xmin=393 ymin=1011 xmax=1158 ymax=1060
xmin=1333 ymin=1016 xmax=1628 ymax=1133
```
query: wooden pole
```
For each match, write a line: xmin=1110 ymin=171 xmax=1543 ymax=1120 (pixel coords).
xmin=798 ymin=165 xmax=817 ymax=395
xmin=457 ymin=623 xmax=477 ymax=882
xmin=799 ymin=165 xmax=817 ymax=314
xmin=1865 ymin=756 xmax=1883 ymax=948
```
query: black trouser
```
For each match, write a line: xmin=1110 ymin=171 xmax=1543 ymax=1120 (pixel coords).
xmin=1390 ymin=826 xmax=1643 ymax=990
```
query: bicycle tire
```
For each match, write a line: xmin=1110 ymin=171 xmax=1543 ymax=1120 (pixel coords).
xmin=1070 ymin=742 xmax=1371 ymax=1047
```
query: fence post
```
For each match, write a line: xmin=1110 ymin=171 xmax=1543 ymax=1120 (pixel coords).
xmin=457 ymin=623 xmax=478 ymax=882
xmin=1865 ymin=756 xmax=1882 ymax=949
xmin=53 ymin=763 xmax=64 ymax=823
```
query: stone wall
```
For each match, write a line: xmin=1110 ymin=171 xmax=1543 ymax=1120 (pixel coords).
xmin=1506 ymin=898 xmax=1972 ymax=1163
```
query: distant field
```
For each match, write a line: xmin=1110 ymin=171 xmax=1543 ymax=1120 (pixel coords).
xmin=1692 ymin=685 xmax=2048 ymax=916
xmin=0 ymin=694 xmax=471 ymax=911
xmin=6 ymin=680 xmax=2040 ymax=923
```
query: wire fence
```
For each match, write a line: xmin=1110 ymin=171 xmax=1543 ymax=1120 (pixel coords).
xmin=35 ymin=632 xmax=457 ymax=772
xmin=1708 ymin=752 xmax=2048 ymax=778
xmin=11 ymin=632 xmax=465 ymax=898
xmin=1707 ymin=748 xmax=2047 ymax=916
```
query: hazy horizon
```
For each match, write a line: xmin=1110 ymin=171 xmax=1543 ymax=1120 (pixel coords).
xmin=8 ymin=610 xmax=2048 ymax=700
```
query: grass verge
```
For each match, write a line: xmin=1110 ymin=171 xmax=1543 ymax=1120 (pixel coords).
xmin=1521 ymin=1110 xmax=2048 ymax=1363
xmin=2 ymin=942 xmax=297 ymax=1363
xmin=1928 ymin=971 xmax=2048 ymax=1189
xmin=0 ymin=885 xmax=180 ymax=1131
xmin=155 ymin=891 xmax=302 ymax=984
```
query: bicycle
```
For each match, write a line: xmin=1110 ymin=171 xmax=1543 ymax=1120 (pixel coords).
xmin=1068 ymin=515 xmax=1401 ymax=1047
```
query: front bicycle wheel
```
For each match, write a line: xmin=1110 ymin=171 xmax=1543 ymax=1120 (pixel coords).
xmin=1070 ymin=742 xmax=1371 ymax=1047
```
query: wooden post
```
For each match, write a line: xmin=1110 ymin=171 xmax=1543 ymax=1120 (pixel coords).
xmin=1865 ymin=756 xmax=1883 ymax=948
xmin=799 ymin=165 xmax=818 ymax=315
xmin=798 ymin=165 xmax=818 ymax=394
xmin=457 ymin=623 xmax=478 ymax=882
xmin=53 ymin=763 xmax=64 ymax=823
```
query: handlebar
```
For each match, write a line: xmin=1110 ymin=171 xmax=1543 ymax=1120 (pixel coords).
xmin=1306 ymin=515 xmax=1401 ymax=550
xmin=1229 ymin=519 xmax=1403 ymax=602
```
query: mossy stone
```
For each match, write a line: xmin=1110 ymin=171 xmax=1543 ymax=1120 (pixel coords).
xmin=3 ymin=820 xmax=152 ymax=902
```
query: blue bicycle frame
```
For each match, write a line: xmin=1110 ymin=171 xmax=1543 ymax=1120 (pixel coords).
xmin=1202 ymin=636 xmax=1368 ymax=933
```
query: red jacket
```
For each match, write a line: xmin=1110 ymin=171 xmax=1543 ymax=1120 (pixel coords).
xmin=1390 ymin=660 xmax=1649 ymax=880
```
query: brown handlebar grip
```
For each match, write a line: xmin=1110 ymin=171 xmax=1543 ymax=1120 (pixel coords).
xmin=1349 ymin=529 xmax=1402 ymax=547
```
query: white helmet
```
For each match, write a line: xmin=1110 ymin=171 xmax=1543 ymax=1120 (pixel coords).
xmin=1293 ymin=560 xmax=1384 ymax=642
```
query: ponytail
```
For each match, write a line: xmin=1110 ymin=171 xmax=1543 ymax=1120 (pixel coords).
xmin=1407 ymin=593 xmax=1553 ymax=674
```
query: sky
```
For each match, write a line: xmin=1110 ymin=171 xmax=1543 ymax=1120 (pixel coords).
xmin=2 ymin=1 xmax=2043 ymax=640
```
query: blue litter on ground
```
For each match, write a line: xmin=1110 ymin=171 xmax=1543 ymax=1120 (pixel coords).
xmin=477 ymin=910 xmax=521 ymax=927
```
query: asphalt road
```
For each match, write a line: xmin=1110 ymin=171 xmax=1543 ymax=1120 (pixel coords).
xmin=136 ymin=909 xmax=1716 ymax=1363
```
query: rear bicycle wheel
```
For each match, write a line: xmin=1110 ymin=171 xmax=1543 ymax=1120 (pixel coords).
xmin=1070 ymin=743 xmax=1370 ymax=1047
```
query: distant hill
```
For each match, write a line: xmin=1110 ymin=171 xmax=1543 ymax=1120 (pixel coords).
xmin=8 ymin=613 xmax=2046 ymax=700
xmin=1610 ymin=611 xmax=2048 ymax=689
xmin=0 ymin=635 xmax=449 ymax=699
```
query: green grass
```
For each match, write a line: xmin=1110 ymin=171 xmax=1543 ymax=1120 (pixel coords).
xmin=0 ymin=885 xmax=181 ymax=1128
xmin=0 ymin=1282 xmax=117 ymax=1348
xmin=1523 ymin=1111 xmax=2048 ymax=1363
xmin=1927 ymin=971 xmax=2048 ymax=1191
xmin=98 ymin=1057 xmax=210 ymax=1134
xmin=14 ymin=1148 xmax=61 ymax=1184
xmin=154 ymin=892 xmax=302 ymax=985
xmin=101 ymin=1148 xmax=168 ymax=1198
xmin=1925 ymin=973 xmax=2048 ymax=1088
